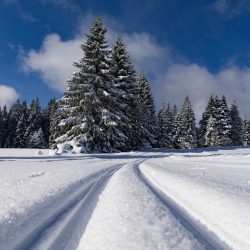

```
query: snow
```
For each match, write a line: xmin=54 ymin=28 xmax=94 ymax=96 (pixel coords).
xmin=0 ymin=150 xmax=126 ymax=249
xmin=77 ymin=161 xmax=203 ymax=250
xmin=0 ymin=147 xmax=250 ymax=249
xmin=140 ymin=147 xmax=250 ymax=249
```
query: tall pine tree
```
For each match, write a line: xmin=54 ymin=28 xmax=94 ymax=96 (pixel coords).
xmin=5 ymin=100 xmax=22 ymax=147
xmin=157 ymin=103 xmax=174 ymax=148
xmin=230 ymin=101 xmax=243 ymax=146
xmin=198 ymin=95 xmax=215 ymax=147
xmin=25 ymin=98 xmax=43 ymax=147
xmin=0 ymin=107 xmax=3 ymax=148
xmin=138 ymin=73 xmax=157 ymax=146
xmin=1 ymin=106 xmax=9 ymax=148
xmin=216 ymin=96 xmax=232 ymax=146
xmin=57 ymin=17 xmax=128 ymax=152
xmin=175 ymin=96 xmax=197 ymax=149
xmin=242 ymin=118 xmax=250 ymax=146
xmin=110 ymin=37 xmax=144 ymax=149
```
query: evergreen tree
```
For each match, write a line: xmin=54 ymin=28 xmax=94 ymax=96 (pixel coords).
xmin=57 ymin=17 xmax=127 ymax=152
xmin=49 ymin=99 xmax=62 ymax=148
xmin=203 ymin=96 xmax=233 ymax=147
xmin=172 ymin=105 xmax=178 ymax=118
xmin=25 ymin=98 xmax=43 ymax=146
xmin=5 ymin=100 xmax=22 ymax=147
xmin=171 ymin=105 xmax=179 ymax=148
xmin=138 ymin=73 xmax=157 ymax=146
xmin=0 ymin=107 xmax=3 ymax=148
xmin=242 ymin=118 xmax=250 ymax=146
xmin=216 ymin=96 xmax=232 ymax=146
xmin=175 ymin=96 xmax=197 ymax=149
xmin=13 ymin=101 xmax=28 ymax=148
xmin=198 ymin=95 xmax=215 ymax=147
xmin=110 ymin=37 xmax=143 ymax=149
xmin=1 ymin=106 xmax=9 ymax=148
xmin=14 ymin=113 xmax=27 ymax=148
xmin=229 ymin=101 xmax=243 ymax=146
xmin=29 ymin=128 xmax=46 ymax=149
xmin=42 ymin=98 xmax=58 ymax=147
xmin=204 ymin=115 xmax=219 ymax=147
xmin=157 ymin=103 xmax=174 ymax=148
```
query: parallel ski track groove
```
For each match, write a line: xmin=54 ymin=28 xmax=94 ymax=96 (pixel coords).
xmin=135 ymin=163 xmax=230 ymax=250
xmin=13 ymin=165 xmax=122 ymax=250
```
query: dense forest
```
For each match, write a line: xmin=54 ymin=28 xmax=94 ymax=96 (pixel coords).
xmin=0 ymin=17 xmax=249 ymax=152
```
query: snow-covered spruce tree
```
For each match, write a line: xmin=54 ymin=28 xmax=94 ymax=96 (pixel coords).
xmin=137 ymin=73 xmax=157 ymax=146
xmin=216 ymin=96 xmax=233 ymax=146
xmin=42 ymin=98 xmax=59 ymax=147
xmin=5 ymin=99 xmax=23 ymax=147
xmin=110 ymin=37 xmax=144 ymax=149
xmin=172 ymin=105 xmax=178 ymax=118
xmin=175 ymin=96 xmax=197 ymax=149
xmin=29 ymin=128 xmax=46 ymax=149
xmin=242 ymin=118 xmax=250 ymax=146
xmin=1 ymin=105 xmax=9 ymax=147
xmin=229 ymin=101 xmax=243 ymax=146
xmin=49 ymin=99 xmax=62 ymax=148
xmin=13 ymin=101 xmax=28 ymax=148
xmin=204 ymin=96 xmax=234 ymax=147
xmin=57 ymin=17 xmax=128 ymax=152
xmin=14 ymin=113 xmax=27 ymax=148
xmin=171 ymin=104 xmax=179 ymax=148
xmin=25 ymin=98 xmax=43 ymax=147
xmin=157 ymin=103 xmax=174 ymax=148
xmin=198 ymin=95 xmax=215 ymax=147
xmin=204 ymin=115 xmax=219 ymax=147
xmin=0 ymin=107 xmax=3 ymax=148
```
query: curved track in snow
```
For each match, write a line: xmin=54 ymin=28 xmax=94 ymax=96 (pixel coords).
xmin=135 ymin=163 xmax=230 ymax=250
xmin=8 ymin=166 xmax=121 ymax=250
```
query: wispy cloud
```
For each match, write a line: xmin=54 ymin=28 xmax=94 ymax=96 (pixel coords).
xmin=209 ymin=0 xmax=250 ymax=18
xmin=212 ymin=0 xmax=229 ymax=14
xmin=39 ymin=0 xmax=80 ymax=13
xmin=4 ymin=0 xmax=36 ymax=22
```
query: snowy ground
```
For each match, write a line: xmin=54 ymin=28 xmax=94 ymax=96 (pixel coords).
xmin=0 ymin=147 xmax=250 ymax=249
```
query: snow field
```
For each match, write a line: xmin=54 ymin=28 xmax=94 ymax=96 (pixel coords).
xmin=77 ymin=160 xmax=204 ymax=250
xmin=1 ymin=147 xmax=250 ymax=249
xmin=0 ymin=153 xmax=127 ymax=249
xmin=140 ymin=150 xmax=250 ymax=249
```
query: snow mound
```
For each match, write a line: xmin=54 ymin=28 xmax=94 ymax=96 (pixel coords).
xmin=48 ymin=150 xmax=58 ymax=156
xmin=57 ymin=141 xmax=87 ymax=154
xmin=35 ymin=150 xmax=43 ymax=156
xmin=30 ymin=171 xmax=45 ymax=178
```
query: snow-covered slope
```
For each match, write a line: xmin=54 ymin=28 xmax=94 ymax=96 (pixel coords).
xmin=0 ymin=147 xmax=250 ymax=249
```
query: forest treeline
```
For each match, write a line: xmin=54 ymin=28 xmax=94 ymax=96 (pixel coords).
xmin=0 ymin=17 xmax=249 ymax=152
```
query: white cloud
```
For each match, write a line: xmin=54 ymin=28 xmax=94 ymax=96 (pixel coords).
xmin=20 ymin=18 xmax=165 ymax=93
xmin=153 ymin=63 xmax=250 ymax=120
xmin=0 ymin=85 xmax=19 ymax=108
xmin=21 ymin=34 xmax=82 ymax=92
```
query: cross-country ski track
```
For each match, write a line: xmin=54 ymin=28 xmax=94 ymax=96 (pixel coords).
xmin=1 ymin=147 xmax=250 ymax=249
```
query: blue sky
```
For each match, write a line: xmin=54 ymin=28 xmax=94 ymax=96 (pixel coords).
xmin=1 ymin=0 xmax=250 ymax=118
